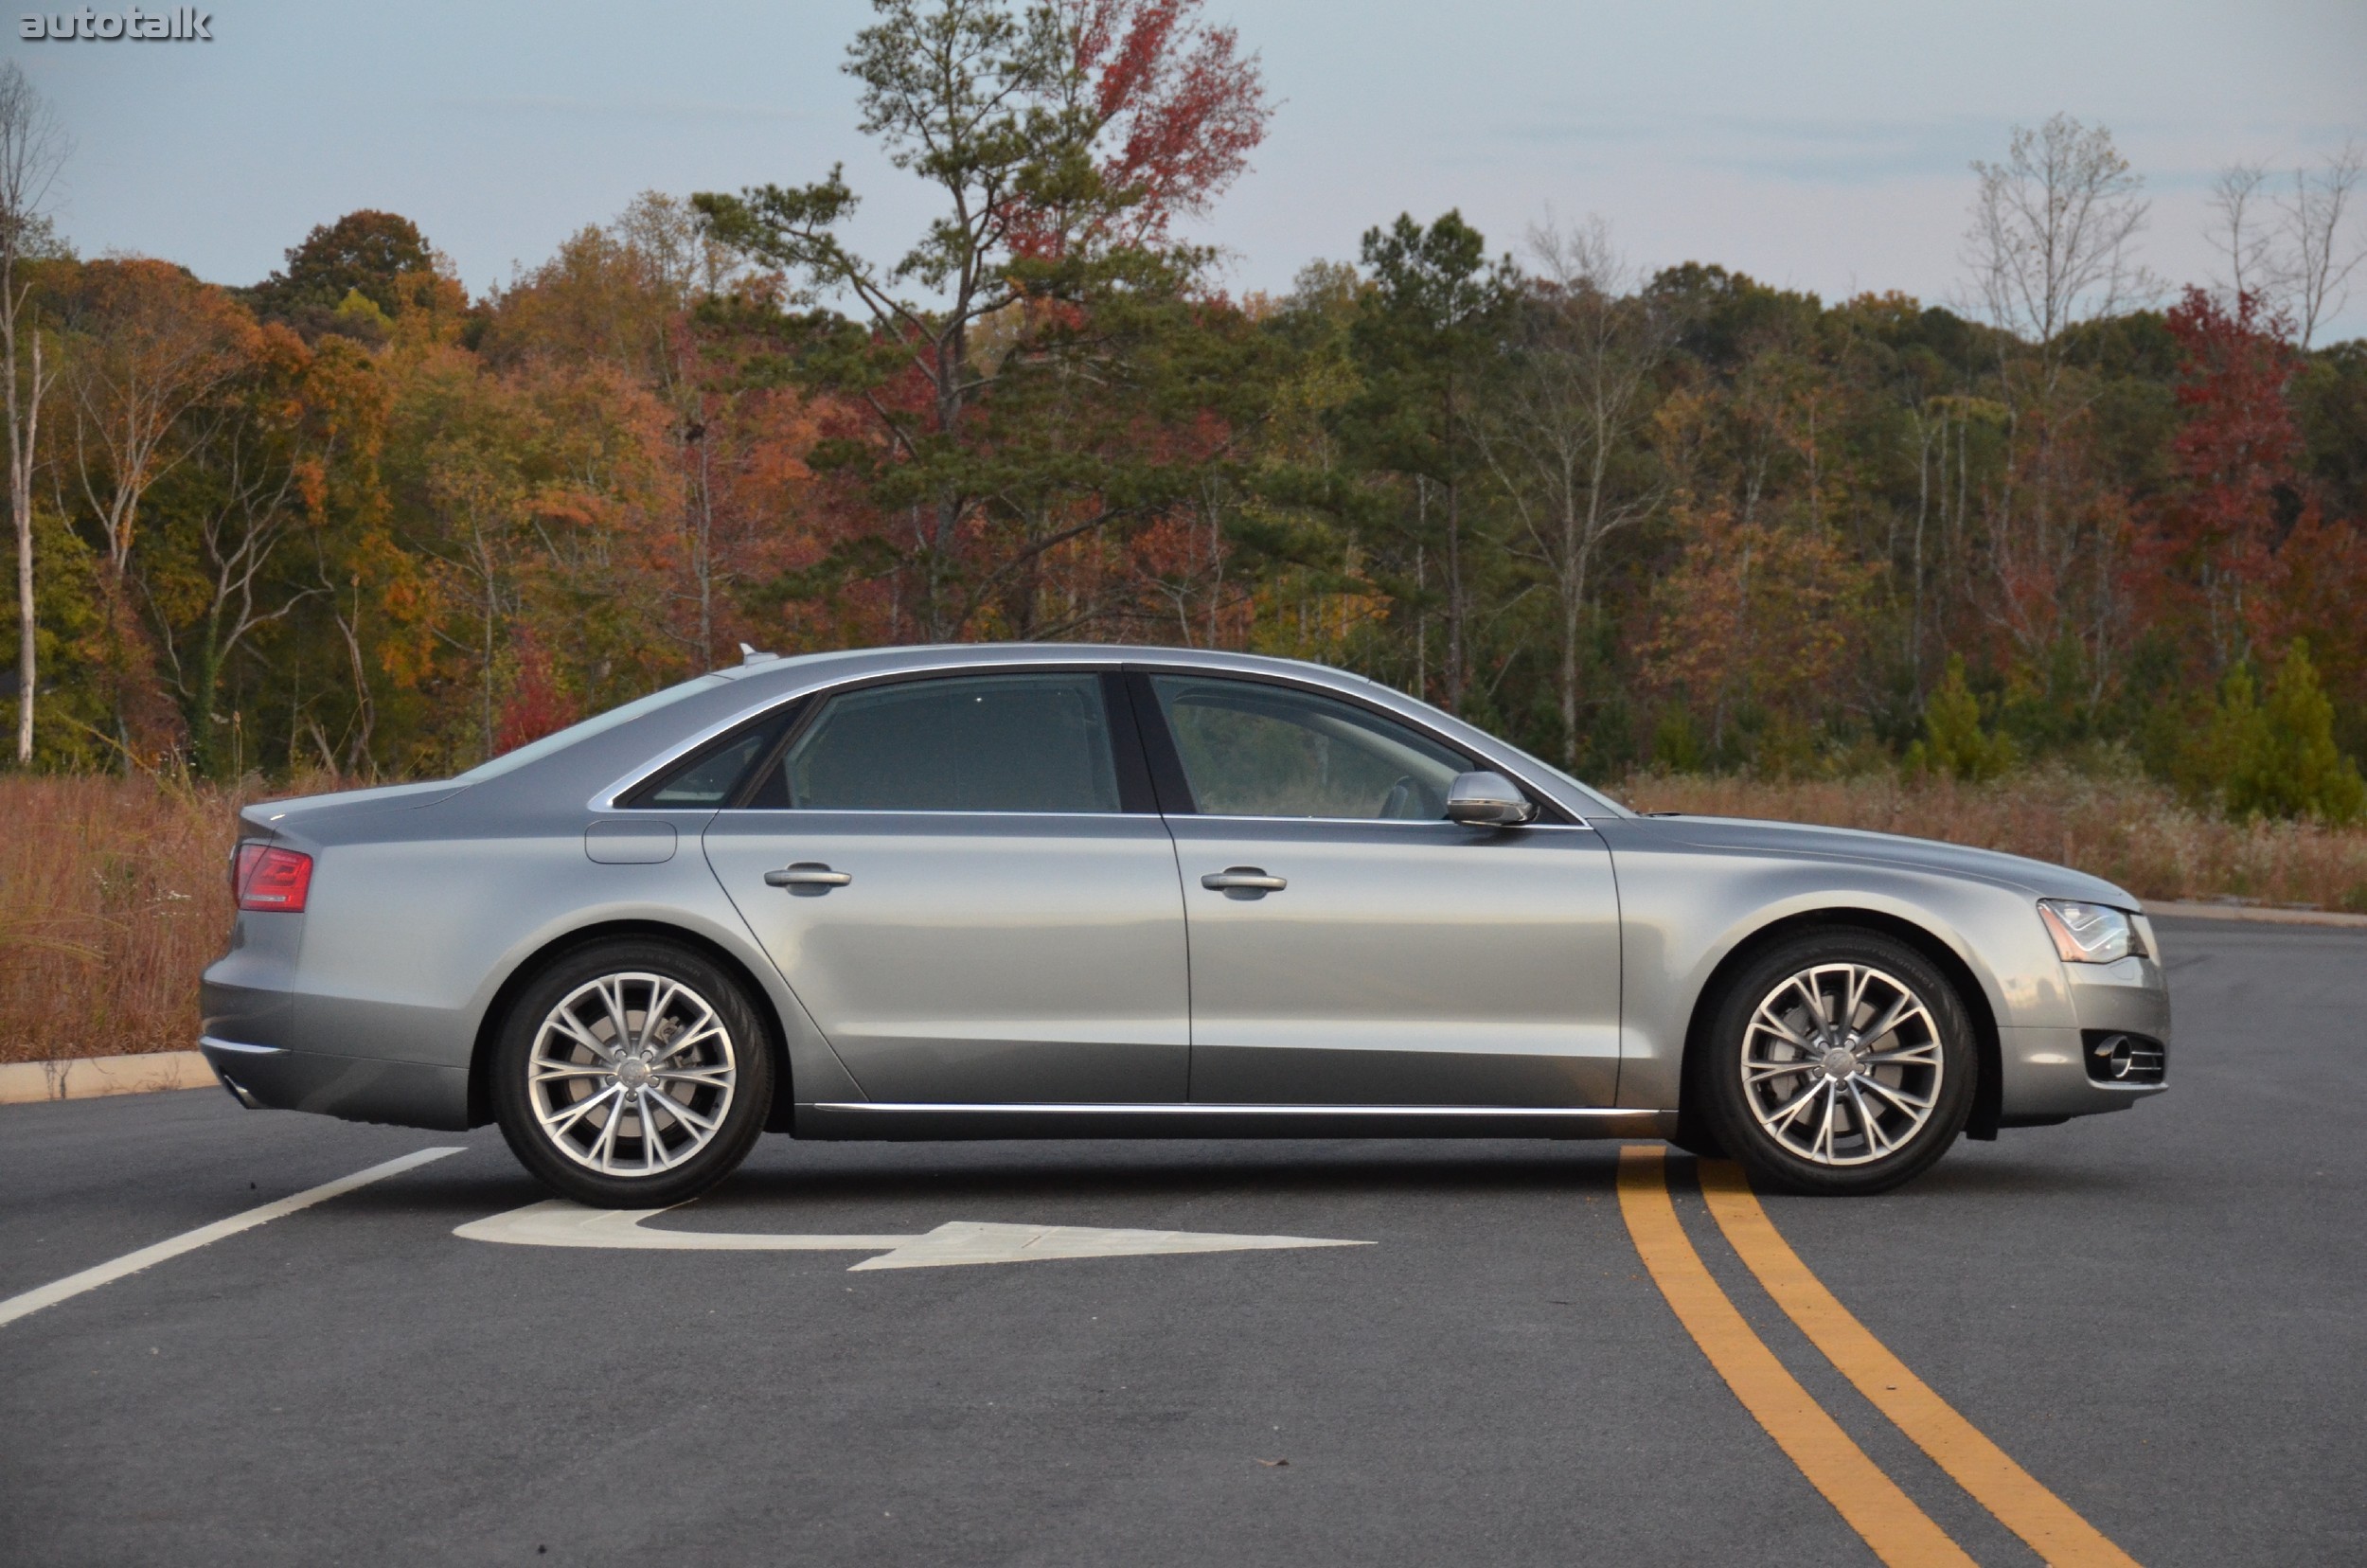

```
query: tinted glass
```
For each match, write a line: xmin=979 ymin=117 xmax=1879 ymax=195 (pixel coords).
xmin=780 ymin=673 xmax=1121 ymax=812
xmin=637 ymin=722 xmax=781 ymax=808
xmin=1149 ymin=676 xmax=1468 ymax=819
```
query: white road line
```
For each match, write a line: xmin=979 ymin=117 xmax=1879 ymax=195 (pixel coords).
xmin=0 ymin=1147 xmax=466 ymax=1330
xmin=456 ymin=1199 xmax=1372 ymax=1271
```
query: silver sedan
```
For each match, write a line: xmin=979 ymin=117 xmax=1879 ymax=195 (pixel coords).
xmin=200 ymin=644 xmax=2169 ymax=1203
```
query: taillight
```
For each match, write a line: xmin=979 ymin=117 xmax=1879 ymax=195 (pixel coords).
xmin=234 ymin=843 xmax=313 ymax=913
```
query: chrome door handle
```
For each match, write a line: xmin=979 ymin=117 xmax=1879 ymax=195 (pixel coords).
xmin=1201 ymin=866 xmax=1286 ymax=893
xmin=765 ymin=863 xmax=852 ymax=888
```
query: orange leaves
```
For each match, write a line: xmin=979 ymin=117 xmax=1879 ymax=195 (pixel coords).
xmin=1643 ymin=505 xmax=1878 ymax=725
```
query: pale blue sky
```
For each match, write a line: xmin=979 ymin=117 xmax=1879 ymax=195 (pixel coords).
xmin=9 ymin=0 xmax=2367 ymax=337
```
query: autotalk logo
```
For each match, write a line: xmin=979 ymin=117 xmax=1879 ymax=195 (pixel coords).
xmin=19 ymin=7 xmax=213 ymax=40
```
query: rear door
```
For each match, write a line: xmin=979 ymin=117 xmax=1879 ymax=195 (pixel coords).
xmin=703 ymin=669 xmax=1189 ymax=1105
xmin=1136 ymin=670 xmax=1623 ymax=1108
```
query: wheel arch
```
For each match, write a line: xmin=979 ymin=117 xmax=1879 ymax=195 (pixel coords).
xmin=1677 ymin=907 xmax=2004 ymax=1147
xmin=465 ymin=918 xmax=794 ymax=1133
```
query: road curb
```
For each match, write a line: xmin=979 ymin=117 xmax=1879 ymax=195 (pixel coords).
xmin=0 ymin=1051 xmax=216 ymax=1106
xmin=2146 ymin=900 xmax=2367 ymax=929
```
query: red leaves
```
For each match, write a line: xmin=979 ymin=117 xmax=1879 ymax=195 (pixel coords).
xmin=1023 ymin=0 xmax=1270 ymax=254
xmin=2144 ymin=287 xmax=2313 ymax=664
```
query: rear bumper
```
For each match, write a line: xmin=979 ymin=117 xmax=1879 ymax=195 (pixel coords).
xmin=198 ymin=1037 xmax=471 ymax=1131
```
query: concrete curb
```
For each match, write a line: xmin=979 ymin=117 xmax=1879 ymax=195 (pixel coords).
xmin=0 ymin=1051 xmax=216 ymax=1107
xmin=2147 ymin=900 xmax=2367 ymax=930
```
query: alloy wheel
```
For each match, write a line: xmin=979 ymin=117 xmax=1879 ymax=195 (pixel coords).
xmin=1739 ymin=962 xmax=1944 ymax=1167
xmin=526 ymin=971 xmax=738 ymax=1177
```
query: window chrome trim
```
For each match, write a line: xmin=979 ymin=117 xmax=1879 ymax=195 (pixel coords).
xmin=588 ymin=650 xmax=1613 ymax=822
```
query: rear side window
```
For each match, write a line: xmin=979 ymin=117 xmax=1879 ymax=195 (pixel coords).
xmin=767 ymin=673 xmax=1121 ymax=812
xmin=624 ymin=706 xmax=799 ymax=809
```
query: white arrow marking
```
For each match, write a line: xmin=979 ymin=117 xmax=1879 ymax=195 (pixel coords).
xmin=454 ymin=1200 xmax=1369 ymax=1271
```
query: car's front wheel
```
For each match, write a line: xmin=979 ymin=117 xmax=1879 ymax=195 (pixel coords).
xmin=490 ymin=939 xmax=774 ymax=1207
xmin=1694 ymin=930 xmax=1975 ymax=1196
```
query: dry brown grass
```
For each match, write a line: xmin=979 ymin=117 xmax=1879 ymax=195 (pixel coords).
xmin=6 ymin=766 xmax=2365 ymax=1064
xmin=1618 ymin=767 xmax=2367 ymax=914
xmin=0 ymin=775 xmax=245 ymax=1065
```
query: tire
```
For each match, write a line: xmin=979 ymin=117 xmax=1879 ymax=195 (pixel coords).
xmin=1691 ymin=929 xmax=1975 ymax=1196
xmin=490 ymin=939 xmax=774 ymax=1208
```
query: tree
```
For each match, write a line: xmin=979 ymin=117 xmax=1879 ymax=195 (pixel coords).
xmin=2272 ymin=142 xmax=2365 ymax=349
xmin=0 ymin=61 xmax=67 ymax=764
xmin=694 ymin=0 xmax=1269 ymax=642
xmin=1964 ymin=115 xmax=2154 ymax=391
xmin=1345 ymin=210 xmax=1515 ymax=711
xmin=2194 ymin=643 xmax=2366 ymax=824
xmin=1479 ymin=216 xmax=1668 ymax=761
xmin=2144 ymin=287 xmax=2306 ymax=676
xmin=141 ymin=328 xmax=386 ymax=775
xmin=61 ymin=259 xmax=257 ymax=761
xmin=1039 ymin=0 xmax=1269 ymax=251
xmin=252 ymin=209 xmax=436 ymax=322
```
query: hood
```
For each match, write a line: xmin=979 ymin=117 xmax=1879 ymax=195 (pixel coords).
xmin=1635 ymin=813 xmax=2139 ymax=907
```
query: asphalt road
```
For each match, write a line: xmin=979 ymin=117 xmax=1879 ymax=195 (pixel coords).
xmin=1 ymin=917 xmax=2359 ymax=1567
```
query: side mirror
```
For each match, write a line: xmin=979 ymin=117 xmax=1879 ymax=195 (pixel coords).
xmin=1445 ymin=771 xmax=1538 ymax=827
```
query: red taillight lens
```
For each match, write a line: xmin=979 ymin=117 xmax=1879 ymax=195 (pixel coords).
xmin=234 ymin=844 xmax=313 ymax=913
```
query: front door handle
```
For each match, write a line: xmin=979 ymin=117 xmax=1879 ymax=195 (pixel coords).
xmin=765 ymin=863 xmax=852 ymax=889
xmin=1201 ymin=866 xmax=1287 ymax=894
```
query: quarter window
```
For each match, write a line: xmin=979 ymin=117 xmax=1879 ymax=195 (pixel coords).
xmin=771 ymin=673 xmax=1123 ymax=813
xmin=1148 ymin=675 xmax=1469 ymax=820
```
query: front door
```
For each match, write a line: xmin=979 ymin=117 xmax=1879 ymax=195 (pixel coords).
xmin=703 ymin=670 xmax=1189 ymax=1105
xmin=1140 ymin=672 xmax=1623 ymax=1108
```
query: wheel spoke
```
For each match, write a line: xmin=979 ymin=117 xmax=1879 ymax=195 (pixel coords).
xmin=1855 ymin=992 xmax=1912 ymax=1050
xmin=1857 ymin=1077 xmax=1935 ymax=1114
xmin=649 ymin=1089 xmax=720 ymax=1134
xmin=1753 ymin=1007 xmax=1811 ymax=1048
xmin=635 ymin=980 xmax=679 ymax=1055
xmin=545 ymin=1082 xmax=622 ymax=1140
xmin=530 ymin=1061 xmax=612 ymax=1082
xmin=1789 ymin=974 xmax=1832 ymax=1031
xmin=650 ymin=1017 xmax=723 ymax=1069
xmin=654 ymin=1064 xmax=734 ymax=1089
xmin=548 ymin=1007 xmax=618 ymax=1065
xmin=1847 ymin=1080 xmax=1892 ymax=1156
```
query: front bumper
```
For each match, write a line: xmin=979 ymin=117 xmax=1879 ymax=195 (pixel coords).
xmin=1997 ymin=954 xmax=2172 ymax=1123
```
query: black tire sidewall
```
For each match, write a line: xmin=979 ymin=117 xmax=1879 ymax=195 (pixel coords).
xmin=490 ymin=939 xmax=774 ymax=1208
xmin=1696 ymin=930 xmax=1975 ymax=1196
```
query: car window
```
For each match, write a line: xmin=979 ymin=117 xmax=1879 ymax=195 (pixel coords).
xmin=1148 ymin=675 xmax=1468 ymax=820
xmin=771 ymin=672 xmax=1122 ymax=812
xmin=629 ymin=711 xmax=795 ymax=809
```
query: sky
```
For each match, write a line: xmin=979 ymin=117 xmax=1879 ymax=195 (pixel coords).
xmin=9 ymin=0 xmax=2367 ymax=340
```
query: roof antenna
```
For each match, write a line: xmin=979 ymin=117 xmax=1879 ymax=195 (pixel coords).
xmin=739 ymin=642 xmax=778 ymax=666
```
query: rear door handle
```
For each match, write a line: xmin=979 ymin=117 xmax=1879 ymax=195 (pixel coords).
xmin=1201 ymin=866 xmax=1286 ymax=893
xmin=765 ymin=863 xmax=852 ymax=889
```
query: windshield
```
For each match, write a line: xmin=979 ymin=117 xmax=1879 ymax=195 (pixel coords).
xmin=452 ymin=674 xmax=730 ymax=784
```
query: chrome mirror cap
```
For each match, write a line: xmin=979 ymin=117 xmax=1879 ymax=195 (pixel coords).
xmin=1445 ymin=771 xmax=1538 ymax=827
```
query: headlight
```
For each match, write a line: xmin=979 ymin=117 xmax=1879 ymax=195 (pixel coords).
xmin=2038 ymin=900 xmax=2145 ymax=964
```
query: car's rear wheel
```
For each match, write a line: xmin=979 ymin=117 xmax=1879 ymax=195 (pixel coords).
xmin=491 ymin=939 xmax=774 ymax=1208
xmin=1694 ymin=929 xmax=1975 ymax=1196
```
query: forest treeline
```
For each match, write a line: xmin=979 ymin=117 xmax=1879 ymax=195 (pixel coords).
xmin=3 ymin=0 xmax=2365 ymax=824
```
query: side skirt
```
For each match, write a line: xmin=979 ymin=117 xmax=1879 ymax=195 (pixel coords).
xmin=792 ymin=1101 xmax=1678 ymax=1142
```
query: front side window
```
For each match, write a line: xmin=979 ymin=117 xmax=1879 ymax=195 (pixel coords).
xmin=772 ymin=672 xmax=1122 ymax=813
xmin=1149 ymin=675 xmax=1469 ymax=820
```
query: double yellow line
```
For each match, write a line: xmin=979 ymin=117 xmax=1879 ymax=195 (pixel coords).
xmin=1617 ymin=1147 xmax=2138 ymax=1567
